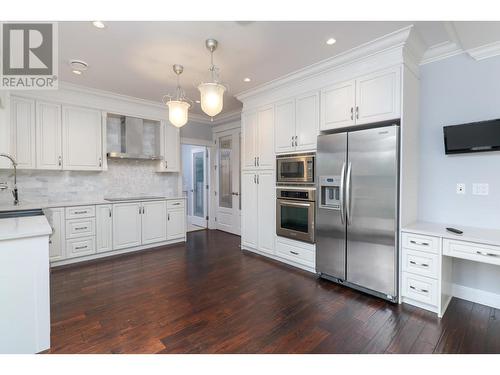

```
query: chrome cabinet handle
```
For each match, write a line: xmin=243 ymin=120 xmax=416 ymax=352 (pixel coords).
xmin=409 ymin=285 xmax=428 ymax=293
xmin=290 ymin=251 xmax=299 ymax=255
xmin=58 ymin=156 xmax=62 ymax=166
xmin=109 ymin=208 xmax=112 ymax=217
xmin=350 ymin=107 xmax=354 ymax=120
xmin=75 ymin=245 xmax=88 ymax=250
xmin=292 ymin=137 xmax=294 ymax=147
xmin=142 ymin=206 xmax=145 ymax=214
xmin=231 ymin=192 xmax=239 ymax=196
xmin=99 ymin=157 xmax=102 ymax=167
xmin=172 ymin=202 xmax=180 ymax=206
xmin=355 ymin=106 xmax=359 ymax=120
xmin=339 ymin=162 xmax=346 ymax=225
xmin=345 ymin=162 xmax=352 ymax=225
xmin=74 ymin=210 xmax=88 ymax=214
xmin=257 ymin=175 xmax=259 ymax=184
xmin=257 ymin=156 xmax=260 ymax=166
xmin=409 ymin=260 xmax=429 ymax=267
xmin=167 ymin=213 xmax=170 ymax=221
xmin=476 ymin=251 xmax=498 ymax=257
xmin=254 ymin=174 xmax=256 ymax=184
xmin=139 ymin=206 xmax=142 ymax=214
xmin=410 ymin=240 xmax=429 ymax=246
xmin=75 ymin=226 xmax=87 ymax=231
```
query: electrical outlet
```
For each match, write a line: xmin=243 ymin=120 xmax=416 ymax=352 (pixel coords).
xmin=472 ymin=183 xmax=489 ymax=196
xmin=456 ymin=183 xmax=466 ymax=194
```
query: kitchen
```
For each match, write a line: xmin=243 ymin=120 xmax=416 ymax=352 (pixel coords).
xmin=1 ymin=5 xmax=500 ymax=371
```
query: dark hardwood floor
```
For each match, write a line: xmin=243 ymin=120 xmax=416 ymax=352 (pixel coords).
xmin=48 ymin=230 xmax=500 ymax=354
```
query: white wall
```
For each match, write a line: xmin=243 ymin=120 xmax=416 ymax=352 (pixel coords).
xmin=180 ymin=120 xmax=213 ymax=141
xmin=419 ymin=54 xmax=500 ymax=295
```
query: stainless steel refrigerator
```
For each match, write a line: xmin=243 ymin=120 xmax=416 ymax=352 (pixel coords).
xmin=316 ymin=124 xmax=399 ymax=301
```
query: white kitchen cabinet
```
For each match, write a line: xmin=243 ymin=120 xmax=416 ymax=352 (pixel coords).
xmin=62 ymin=105 xmax=103 ymax=171
xmin=66 ymin=236 xmax=96 ymax=258
xmin=242 ymin=111 xmax=258 ymax=169
xmin=256 ymin=170 xmax=275 ymax=255
xmin=10 ymin=96 xmax=36 ymax=169
xmin=355 ymin=67 xmax=400 ymax=125
xmin=36 ymin=101 xmax=62 ymax=170
xmin=167 ymin=202 xmax=185 ymax=241
xmin=44 ymin=207 xmax=66 ymax=262
xmin=112 ymin=202 xmax=142 ymax=250
xmin=159 ymin=122 xmax=180 ymax=172
xmin=295 ymin=92 xmax=319 ymax=151
xmin=142 ymin=200 xmax=167 ymax=244
xmin=321 ymin=80 xmax=356 ymax=131
xmin=242 ymin=106 xmax=274 ymax=169
xmin=241 ymin=171 xmax=259 ymax=249
xmin=274 ymin=99 xmax=296 ymax=153
xmin=96 ymin=204 xmax=113 ymax=253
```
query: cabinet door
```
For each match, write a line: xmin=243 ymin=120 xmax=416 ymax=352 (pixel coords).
xmin=10 ymin=96 xmax=36 ymax=169
xmin=355 ymin=67 xmax=401 ymax=125
xmin=257 ymin=170 xmax=275 ymax=255
xmin=242 ymin=111 xmax=258 ymax=169
xmin=167 ymin=208 xmax=186 ymax=241
xmin=62 ymin=106 xmax=103 ymax=171
xmin=241 ymin=170 xmax=258 ymax=249
xmin=164 ymin=123 xmax=180 ymax=172
xmin=321 ymin=80 xmax=356 ymax=131
xmin=112 ymin=202 xmax=142 ymax=250
xmin=274 ymin=99 xmax=296 ymax=154
xmin=256 ymin=106 xmax=274 ymax=169
xmin=295 ymin=92 xmax=320 ymax=152
xmin=36 ymin=101 xmax=62 ymax=170
xmin=96 ymin=204 xmax=113 ymax=253
xmin=44 ymin=208 xmax=66 ymax=262
xmin=142 ymin=200 xmax=167 ymax=244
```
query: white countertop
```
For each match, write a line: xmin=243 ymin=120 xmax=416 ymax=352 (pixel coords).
xmin=403 ymin=221 xmax=500 ymax=247
xmin=0 ymin=215 xmax=52 ymax=241
xmin=0 ymin=196 xmax=186 ymax=213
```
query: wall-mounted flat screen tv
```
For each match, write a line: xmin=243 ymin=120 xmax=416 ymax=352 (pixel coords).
xmin=444 ymin=119 xmax=500 ymax=154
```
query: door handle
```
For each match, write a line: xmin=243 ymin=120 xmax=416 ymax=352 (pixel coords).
xmin=339 ymin=162 xmax=346 ymax=225
xmin=345 ymin=162 xmax=352 ymax=225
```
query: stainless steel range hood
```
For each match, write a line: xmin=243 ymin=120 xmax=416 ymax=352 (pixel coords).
xmin=107 ymin=116 xmax=162 ymax=160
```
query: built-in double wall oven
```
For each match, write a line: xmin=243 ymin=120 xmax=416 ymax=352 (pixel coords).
xmin=276 ymin=153 xmax=316 ymax=244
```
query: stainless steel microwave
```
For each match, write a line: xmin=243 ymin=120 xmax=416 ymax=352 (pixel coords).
xmin=276 ymin=153 xmax=315 ymax=185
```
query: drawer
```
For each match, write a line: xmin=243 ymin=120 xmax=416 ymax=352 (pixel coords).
xmin=276 ymin=239 xmax=315 ymax=267
xmin=65 ymin=205 xmax=95 ymax=219
xmin=443 ymin=239 xmax=500 ymax=266
xmin=167 ymin=200 xmax=185 ymax=209
xmin=402 ymin=248 xmax=439 ymax=279
xmin=402 ymin=232 xmax=440 ymax=254
xmin=66 ymin=236 xmax=96 ymax=258
xmin=66 ymin=218 xmax=96 ymax=239
xmin=402 ymin=272 xmax=438 ymax=307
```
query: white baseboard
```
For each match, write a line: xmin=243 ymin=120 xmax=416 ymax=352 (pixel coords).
xmin=452 ymin=283 xmax=500 ymax=309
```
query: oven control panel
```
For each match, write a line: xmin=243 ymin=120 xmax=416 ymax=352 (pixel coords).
xmin=319 ymin=176 xmax=341 ymax=210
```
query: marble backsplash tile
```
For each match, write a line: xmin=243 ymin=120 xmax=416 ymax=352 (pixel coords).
xmin=0 ymin=159 xmax=179 ymax=205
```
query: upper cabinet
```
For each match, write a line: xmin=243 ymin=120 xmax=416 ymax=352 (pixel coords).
xmin=10 ymin=96 xmax=36 ymax=169
xmin=36 ymin=101 xmax=62 ymax=170
xmin=242 ymin=106 xmax=274 ymax=169
xmin=321 ymin=66 xmax=401 ymax=131
xmin=159 ymin=122 xmax=180 ymax=172
xmin=275 ymin=92 xmax=319 ymax=154
xmin=62 ymin=106 xmax=103 ymax=171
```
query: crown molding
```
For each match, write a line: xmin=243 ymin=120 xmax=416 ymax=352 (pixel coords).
xmin=467 ymin=41 xmax=500 ymax=61
xmin=211 ymin=109 xmax=241 ymax=125
xmin=421 ymin=41 xmax=464 ymax=65
xmin=236 ymin=25 xmax=415 ymax=102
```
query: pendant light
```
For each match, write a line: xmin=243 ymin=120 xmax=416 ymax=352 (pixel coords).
xmin=198 ymin=39 xmax=227 ymax=118
xmin=162 ymin=64 xmax=191 ymax=128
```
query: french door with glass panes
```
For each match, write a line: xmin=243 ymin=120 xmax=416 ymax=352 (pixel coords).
xmin=216 ymin=128 xmax=241 ymax=235
xmin=191 ymin=149 xmax=207 ymax=227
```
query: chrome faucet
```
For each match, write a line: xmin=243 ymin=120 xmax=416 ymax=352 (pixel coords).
xmin=0 ymin=153 xmax=19 ymax=205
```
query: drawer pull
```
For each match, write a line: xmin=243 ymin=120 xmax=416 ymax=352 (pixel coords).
xmin=75 ymin=226 xmax=88 ymax=231
xmin=409 ymin=285 xmax=428 ymax=293
xmin=409 ymin=260 xmax=429 ymax=267
xmin=74 ymin=210 xmax=88 ymax=214
xmin=172 ymin=202 xmax=181 ymax=206
xmin=410 ymin=240 xmax=429 ymax=246
xmin=75 ymin=245 xmax=88 ymax=250
xmin=290 ymin=251 xmax=299 ymax=255
xmin=476 ymin=251 xmax=498 ymax=257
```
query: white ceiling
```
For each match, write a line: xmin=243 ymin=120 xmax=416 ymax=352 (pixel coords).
xmin=59 ymin=21 xmax=500 ymax=119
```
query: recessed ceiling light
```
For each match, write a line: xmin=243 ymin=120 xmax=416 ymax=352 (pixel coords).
xmin=69 ymin=60 xmax=88 ymax=75
xmin=326 ymin=38 xmax=336 ymax=45
xmin=92 ymin=21 xmax=105 ymax=29
xmin=243 ymin=77 xmax=251 ymax=82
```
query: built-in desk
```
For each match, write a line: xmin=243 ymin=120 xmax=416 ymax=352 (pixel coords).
xmin=401 ymin=222 xmax=500 ymax=317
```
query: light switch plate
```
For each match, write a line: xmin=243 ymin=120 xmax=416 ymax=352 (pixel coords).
xmin=472 ymin=183 xmax=489 ymax=195
xmin=456 ymin=183 xmax=466 ymax=194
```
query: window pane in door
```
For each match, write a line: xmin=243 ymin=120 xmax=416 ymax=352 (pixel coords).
xmin=193 ymin=151 xmax=204 ymax=217
xmin=219 ymin=136 xmax=232 ymax=209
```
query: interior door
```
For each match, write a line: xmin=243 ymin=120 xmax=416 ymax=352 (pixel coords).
xmin=191 ymin=149 xmax=207 ymax=227
xmin=216 ymin=129 xmax=241 ymax=235
xmin=346 ymin=125 xmax=399 ymax=298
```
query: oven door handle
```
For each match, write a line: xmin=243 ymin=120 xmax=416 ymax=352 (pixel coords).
xmin=340 ymin=162 xmax=346 ymax=225
xmin=279 ymin=201 xmax=312 ymax=208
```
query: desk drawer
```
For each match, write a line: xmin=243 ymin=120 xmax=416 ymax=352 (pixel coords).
xmin=402 ymin=272 xmax=438 ymax=307
xmin=66 ymin=236 xmax=96 ymax=258
xmin=167 ymin=200 xmax=184 ymax=209
xmin=65 ymin=205 xmax=95 ymax=219
xmin=443 ymin=239 xmax=500 ymax=266
xmin=402 ymin=232 xmax=440 ymax=254
xmin=402 ymin=248 xmax=439 ymax=279
xmin=66 ymin=218 xmax=96 ymax=239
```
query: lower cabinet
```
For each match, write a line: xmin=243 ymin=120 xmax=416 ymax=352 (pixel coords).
xmin=167 ymin=200 xmax=186 ymax=240
xmin=112 ymin=202 xmax=143 ymax=250
xmin=96 ymin=204 xmax=113 ymax=253
xmin=44 ymin=207 xmax=66 ymax=262
xmin=66 ymin=236 xmax=96 ymax=258
xmin=142 ymin=200 xmax=167 ymax=244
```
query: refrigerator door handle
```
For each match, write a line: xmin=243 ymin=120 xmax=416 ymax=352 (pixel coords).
xmin=339 ymin=162 xmax=346 ymax=224
xmin=346 ymin=162 xmax=352 ymax=225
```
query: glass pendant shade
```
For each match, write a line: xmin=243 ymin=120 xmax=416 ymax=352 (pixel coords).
xmin=198 ymin=82 xmax=226 ymax=117
xmin=167 ymin=100 xmax=190 ymax=128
